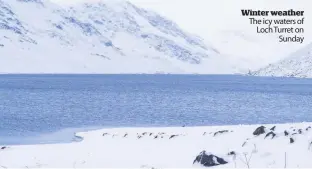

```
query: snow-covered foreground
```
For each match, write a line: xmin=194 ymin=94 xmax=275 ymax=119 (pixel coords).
xmin=1 ymin=122 xmax=312 ymax=168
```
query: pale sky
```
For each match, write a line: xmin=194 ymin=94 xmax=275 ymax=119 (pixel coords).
xmin=51 ymin=0 xmax=312 ymax=40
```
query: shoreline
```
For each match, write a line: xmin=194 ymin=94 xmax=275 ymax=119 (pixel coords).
xmin=2 ymin=121 xmax=312 ymax=146
xmin=1 ymin=122 xmax=312 ymax=168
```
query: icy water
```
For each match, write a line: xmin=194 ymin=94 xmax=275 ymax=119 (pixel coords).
xmin=1 ymin=74 xmax=312 ymax=145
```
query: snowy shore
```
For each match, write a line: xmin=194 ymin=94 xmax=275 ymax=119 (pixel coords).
xmin=1 ymin=122 xmax=312 ymax=168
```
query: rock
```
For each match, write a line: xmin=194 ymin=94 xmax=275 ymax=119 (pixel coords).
xmin=149 ymin=133 xmax=153 ymax=136
xmin=284 ymin=130 xmax=289 ymax=136
xmin=203 ymin=132 xmax=206 ymax=136
xmin=213 ymin=130 xmax=229 ymax=136
xmin=137 ymin=135 xmax=142 ymax=139
xmin=290 ymin=138 xmax=294 ymax=143
xmin=193 ymin=150 xmax=228 ymax=167
xmin=228 ymin=151 xmax=236 ymax=155
xmin=169 ymin=135 xmax=178 ymax=139
xmin=182 ymin=125 xmax=185 ymax=127
xmin=242 ymin=141 xmax=247 ymax=147
xmin=123 ymin=133 xmax=128 ymax=137
xmin=264 ymin=131 xmax=276 ymax=139
xmin=306 ymin=126 xmax=311 ymax=131
xmin=1 ymin=146 xmax=6 ymax=150
xmin=142 ymin=132 xmax=147 ymax=135
xmin=154 ymin=135 xmax=158 ymax=139
xmin=270 ymin=126 xmax=276 ymax=131
xmin=253 ymin=126 xmax=266 ymax=136
xmin=103 ymin=133 xmax=109 ymax=136
xmin=298 ymin=129 xmax=302 ymax=134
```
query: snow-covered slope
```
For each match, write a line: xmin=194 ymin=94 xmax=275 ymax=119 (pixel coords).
xmin=0 ymin=0 xmax=234 ymax=74
xmin=204 ymin=30 xmax=305 ymax=73
xmin=251 ymin=43 xmax=312 ymax=78
xmin=1 ymin=122 xmax=312 ymax=168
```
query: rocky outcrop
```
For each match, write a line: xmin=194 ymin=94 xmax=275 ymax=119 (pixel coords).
xmin=253 ymin=126 xmax=266 ymax=136
xmin=193 ymin=151 xmax=228 ymax=167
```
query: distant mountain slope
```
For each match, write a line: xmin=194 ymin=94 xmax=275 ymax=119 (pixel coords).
xmin=0 ymin=0 xmax=232 ymax=74
xmin=203 ymin=30 xmax=304 ymax=73
xmin=251 ymin=43 xmax=312 ymax=78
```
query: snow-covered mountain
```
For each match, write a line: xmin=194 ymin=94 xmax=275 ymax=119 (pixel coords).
xmin=203 ymin=30 xmax=306 ymax=73
xmin=251 ymin=43 xmax=312 ymax=78
xmin=0 ymin=0 xmax=235 ymax=74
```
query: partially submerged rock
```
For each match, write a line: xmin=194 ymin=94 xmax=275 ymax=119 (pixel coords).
xmin=253 ymin=126 xmax=266 ymax=136
xmin=193 ymin=150 xmax=228 ymax=167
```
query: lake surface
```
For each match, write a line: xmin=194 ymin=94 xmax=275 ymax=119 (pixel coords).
xmin=1 ymin=74 xmax=312 ymax=145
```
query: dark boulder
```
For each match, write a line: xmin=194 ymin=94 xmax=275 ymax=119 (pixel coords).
xmin=284 ymin=130 xmax=289 ymax=136
xmin=228 ymin=151 xmax=236 ymax=156
xmin=1 ymin=146 xmax=6 ymax=150
xmin=264 ymin=131 xmax=276 ymax=139
xmin=298 ymin=129 xmax=302 ymax=134
xmin=270 ymin=126 xmax=276 ymax=131
xmin=169 ymin=135 xmax=178 ymax=139
xmin=306 ymin=126 xmax=311 ymax=131
xmin=253 ymin=126 xmax=266 ymax=136
xmin=213 ymin=130 xmax=229 ymax=136
xmin=290 ymin=138 xmax=294 ymax=144
xmin=193 ymin=151 xmax=228 ymax=167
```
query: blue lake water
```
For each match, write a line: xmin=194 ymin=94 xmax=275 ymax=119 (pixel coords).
xmin=1 ymin=74 xmax=312 ymax=145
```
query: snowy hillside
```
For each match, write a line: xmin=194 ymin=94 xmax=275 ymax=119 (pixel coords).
xmin=251 ymin=43 xmax=312 ymax=78
xmin=0 ymin=0 xmax=234 ymax=74
xmin=1 ymin=122 xmax=312 ymax=168
xmin=204 ymin=30 xmax=305 ymax=73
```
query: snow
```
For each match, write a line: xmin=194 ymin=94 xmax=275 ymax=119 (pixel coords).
xmin=251 ymin=43 xmax=312 ymax=78
xmin=1 ymin=122 xmax=312 ymax=168
xmin=0 ymin=0 xmax=237 ymax=74
xmin=204 ymin=30 xmax=306 ymax=73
